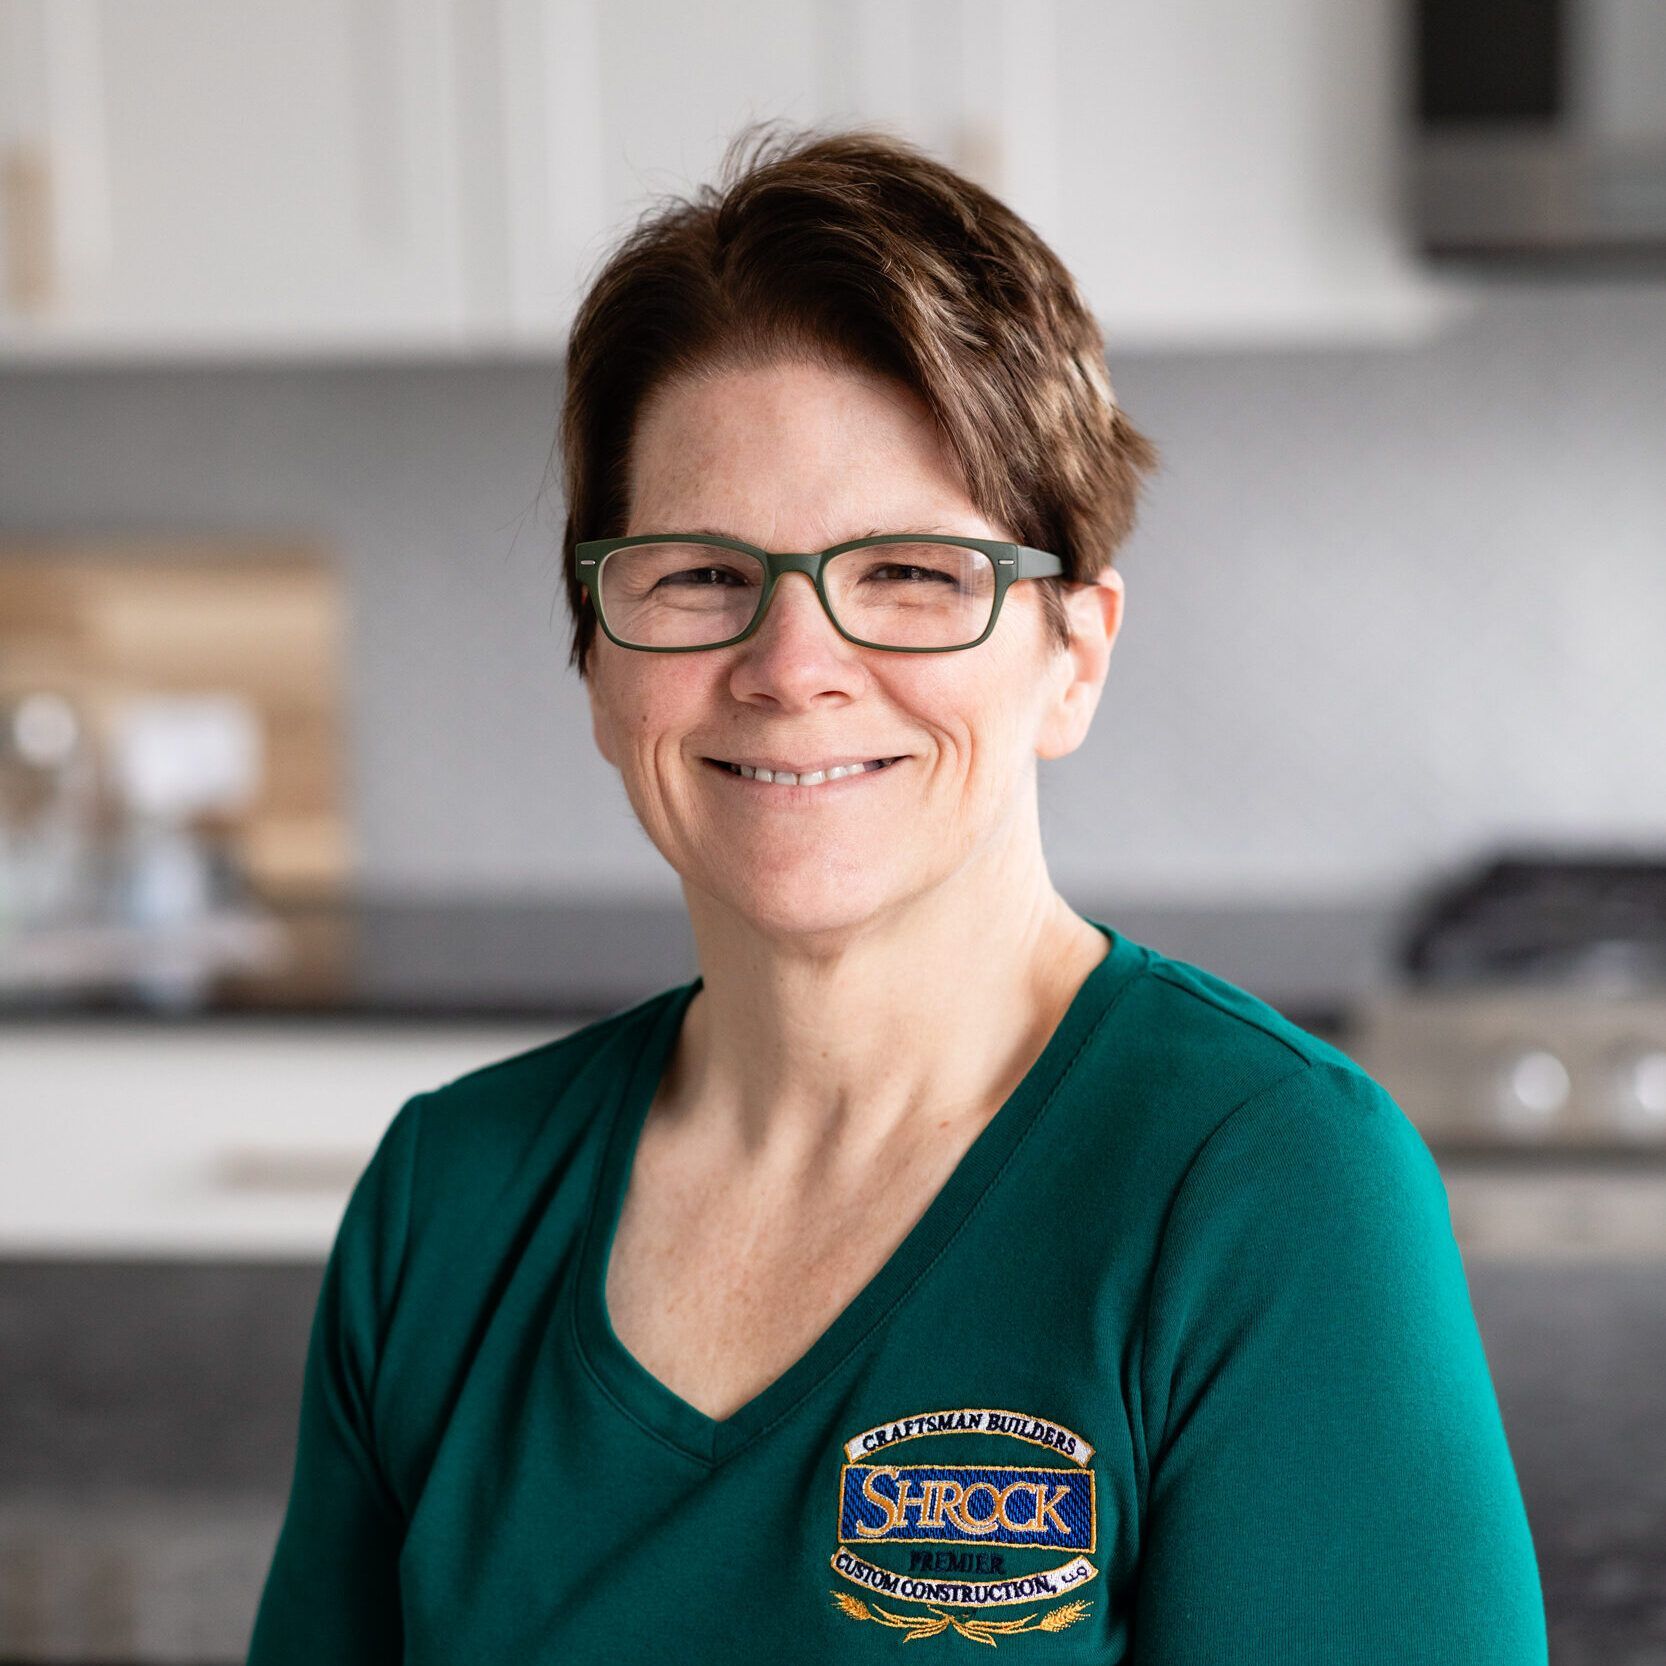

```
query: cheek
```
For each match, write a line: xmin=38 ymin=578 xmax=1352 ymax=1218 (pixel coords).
xmin=589 ymin=664 xmax=664 ymax=775
xmin=604 ymin=667 xmax=716 ymax=779
xmin=585 ymin=683 xmax=618 ymax=768
xmin=908 ymin=648 xmax=1038 ymax=769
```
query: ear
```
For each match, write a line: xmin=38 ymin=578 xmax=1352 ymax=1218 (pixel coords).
xmin=1034 ymin=569 xmax=1125 ymax=763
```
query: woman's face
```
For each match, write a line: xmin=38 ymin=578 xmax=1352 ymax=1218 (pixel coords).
xmin=586 ymin=356 xmax=1117 ymax=934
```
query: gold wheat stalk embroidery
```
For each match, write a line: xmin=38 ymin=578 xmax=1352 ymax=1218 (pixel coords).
xmin=830 ymin=1591 xmax=1093 ymax=1645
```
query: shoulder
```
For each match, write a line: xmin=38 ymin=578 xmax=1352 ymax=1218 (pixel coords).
xmin=1159 ymin=947 xmax=1430 ymax=1173
xmin=328 ymin=982 xmax=692 ymax=1322
xmin=428 ymin=980 xmax=682 ymax=1120
xmin=1119 ymin=942 xmax=1364 ymax=1082
xmin=1125 ymin=952 xmax=1451 ymax=1309
xmin=1096 ymin=941 xmax=1444 ymax=1253
xmin=1128 ymin=963 xmax=1471 ymax=1422
xmin=1125 ymin=940 xmax=1414 ymax=1130
xmin=364 ymin=981 xmax=689 ymax=1210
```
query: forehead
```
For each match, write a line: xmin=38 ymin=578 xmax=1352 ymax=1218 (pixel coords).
xmin=625 ymin=359 xmax=986 ymax=538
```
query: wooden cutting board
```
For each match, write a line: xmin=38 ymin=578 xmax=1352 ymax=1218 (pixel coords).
xmin=0 ymin=537 xmax=350 ymax=898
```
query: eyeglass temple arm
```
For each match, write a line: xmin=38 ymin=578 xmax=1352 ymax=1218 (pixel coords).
xmin=1009 ymin=545 xmax=1065 ymax=578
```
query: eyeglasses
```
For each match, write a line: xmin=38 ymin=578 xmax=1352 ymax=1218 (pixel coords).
xmin=573 ymin=533 xmax=1065 ymax=653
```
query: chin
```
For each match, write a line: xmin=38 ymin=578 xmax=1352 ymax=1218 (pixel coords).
xmin=691 ymin=871 xmax=912 ymax=944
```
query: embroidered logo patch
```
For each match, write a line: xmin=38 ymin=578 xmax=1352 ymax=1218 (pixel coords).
xmin=839 ymin=1462 xmax=1095 ymax=1551
xmin=828 ymin=1406 xmax=1098 ymax=1646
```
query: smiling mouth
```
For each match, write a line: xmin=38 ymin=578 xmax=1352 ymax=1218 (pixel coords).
xmin=704 ymin=756 xmax=904 ymax=786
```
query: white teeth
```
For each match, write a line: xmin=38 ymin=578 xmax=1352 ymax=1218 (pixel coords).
xmin=718 ymin=758 xmax=894 ymax=785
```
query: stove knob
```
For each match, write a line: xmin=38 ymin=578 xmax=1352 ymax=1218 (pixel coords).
xmin=1487 ymin=1045 xmax=1570 ymax=1134
xmin=1605 ymin=1045 xmax=1666 ymax=1137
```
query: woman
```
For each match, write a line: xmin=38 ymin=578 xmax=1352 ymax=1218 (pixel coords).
xmin=249 ymin=127 xmax=1546 ymax=1663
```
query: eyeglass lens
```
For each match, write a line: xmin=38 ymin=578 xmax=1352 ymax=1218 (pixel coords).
xmin=597 ymin=541 xmax=997 ymax=649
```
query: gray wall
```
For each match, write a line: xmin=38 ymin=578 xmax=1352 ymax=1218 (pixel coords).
xmin=2 ymin=277 xmax=1662 ymax=905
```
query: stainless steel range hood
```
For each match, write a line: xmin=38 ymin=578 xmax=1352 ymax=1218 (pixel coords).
xmin=1415 ymin=0 xmax=1666 ymax=259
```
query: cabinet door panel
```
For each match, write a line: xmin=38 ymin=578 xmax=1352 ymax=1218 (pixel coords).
xmin=0 ymin=0 xmax=481 ymax=352
xmin=1050 ymin=0 xmax=1451 ymax=344
xmin=0 ymin=1021 xmax=567 ymax=1256
xmin=499 ymin=0 xmax=824 ymax=337
xmin=499 ymin=0 xmax=1054 ymax=341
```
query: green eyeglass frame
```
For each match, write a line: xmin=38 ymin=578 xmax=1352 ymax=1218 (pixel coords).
xmin=573 ymin=532 xmax=1066 ymax=653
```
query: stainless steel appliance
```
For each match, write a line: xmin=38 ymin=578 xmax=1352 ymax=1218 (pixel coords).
xmin=1354 ymin=851 xmax=1666 ymax=1154
xmin=1415 ymin=0 xmax=1666 ymax=258
xmin=1350 ymin=850 xmax=1666 ymax=1664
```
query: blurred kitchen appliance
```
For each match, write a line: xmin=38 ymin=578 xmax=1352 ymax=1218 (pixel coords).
xmin=1353 ymin=849 xmax=1666 ymax=1659
xmin=0 ymin=538 xmax=351 ymax=903
xmin=1351 ymin=850 xmax=1666 ymax=1150
xmin=0 ymin=688 xmax=98 ymax=927
xmin=1415 ymin=0 xmax=1666 ymax=257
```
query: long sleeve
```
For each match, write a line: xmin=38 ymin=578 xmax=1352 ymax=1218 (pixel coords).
xmin=246 ymin=1091 xmax=427 ymax=1666
xmin=1131 ymin=1059 xmax=1547 ymax=1665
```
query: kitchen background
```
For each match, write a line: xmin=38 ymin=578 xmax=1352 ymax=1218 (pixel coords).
xmin=2 ymin=1 xmax=1664 ymax=1663
xmin=7 ymin=277 xmax=1666 ymax=904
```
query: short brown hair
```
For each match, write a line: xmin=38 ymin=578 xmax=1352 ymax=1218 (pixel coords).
xmin=557 ymin=121 xmax=1157 ymax=681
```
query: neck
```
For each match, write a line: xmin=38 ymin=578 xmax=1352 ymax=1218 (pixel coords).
xmin=663 ymin=861 xmax=1107 ymax=1170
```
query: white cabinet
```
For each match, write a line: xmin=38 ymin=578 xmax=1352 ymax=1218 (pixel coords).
xmin=0 ymin=1019 xmax=572 ymax=1256
xmin=1046 ymin=0 xmax=1461 ymax=345
xmin=0 ymin=0 xmax=1460 ymax=359
xmin=504 ymin=0 xmax=1458 ymax=352
xmin=0 ymin=0 xmax=501 ymax=356
xmin=492 ymin=0 xmax=1091 ymax=344
xmin=495 ymin=0 xmax=824 ymax=341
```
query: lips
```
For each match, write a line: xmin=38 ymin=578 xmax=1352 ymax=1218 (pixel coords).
xmin=707 ymin=755 xmax=903 ymax=774
xmin=706 ymin=756 xmax=902 ymax=781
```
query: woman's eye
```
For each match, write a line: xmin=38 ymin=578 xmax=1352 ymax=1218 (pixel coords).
xmin=869 ymin=563 xmax=952 ymax=584
xmin=661 ymin=566 xmax=745 ymax=587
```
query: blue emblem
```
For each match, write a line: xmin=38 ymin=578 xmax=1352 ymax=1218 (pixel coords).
xmin=839 ymin=1464 xmax=1095 ymax=1552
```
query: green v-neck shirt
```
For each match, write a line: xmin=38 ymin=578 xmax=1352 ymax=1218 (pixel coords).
xmin=247 ymin=917 xmax=1547 ymax=1663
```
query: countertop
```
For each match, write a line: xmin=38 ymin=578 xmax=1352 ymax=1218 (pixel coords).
xmin=0 ymin=891 xmax=1403 ymax=1033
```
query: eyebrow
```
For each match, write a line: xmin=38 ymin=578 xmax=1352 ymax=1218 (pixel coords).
xmin=677 ymin=524 xmax=963 ymax=546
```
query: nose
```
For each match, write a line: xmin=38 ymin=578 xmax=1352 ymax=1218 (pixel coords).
xmin=725 ymin=566 xmax=870 ymax=705
xmin=750 ymin=568 xmax=841 ymax=644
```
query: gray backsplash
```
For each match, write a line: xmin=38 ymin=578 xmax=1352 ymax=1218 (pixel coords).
xmin=2 ymin=278 xmax=1662 ymax=910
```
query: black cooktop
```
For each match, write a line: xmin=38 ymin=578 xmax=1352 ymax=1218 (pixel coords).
xmin=1400 ymin=849 xmax=1666 ymax=986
